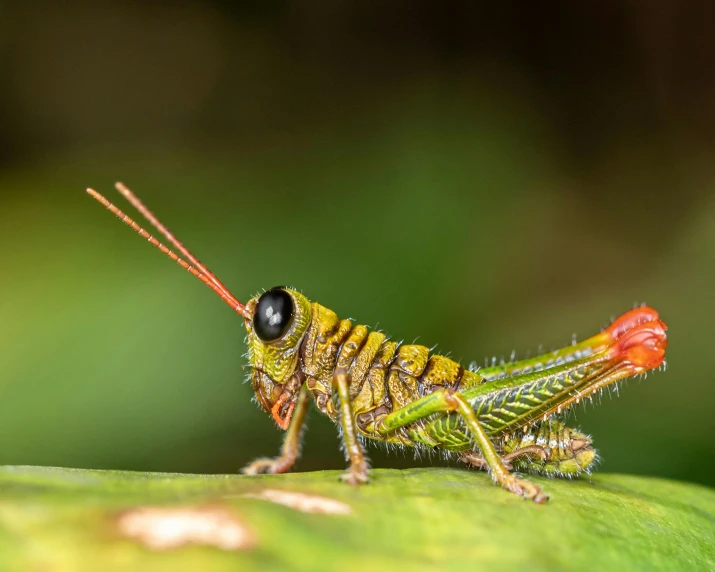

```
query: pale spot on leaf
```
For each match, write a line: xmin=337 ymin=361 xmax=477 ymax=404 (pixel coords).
xmin=118 ymin=506 xmax=254 ymax=551
xmin=244 ymin=489 xmax=351 ymax=515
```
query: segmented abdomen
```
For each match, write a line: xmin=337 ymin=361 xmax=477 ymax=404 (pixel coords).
xmin=502 ymin=419 xmax=597 ymax=476
xmin=299 ymin=302 xmax=482 ymax=441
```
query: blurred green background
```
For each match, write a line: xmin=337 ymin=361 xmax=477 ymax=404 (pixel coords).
xmin=0 ymin=2 xmax=713 ymax=487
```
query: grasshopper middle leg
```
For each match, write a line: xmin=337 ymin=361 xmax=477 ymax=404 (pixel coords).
xmin=334 ymin=368 xmax=370 ymax=485
xmin=378 ymin=389 xmax=549 ymax=503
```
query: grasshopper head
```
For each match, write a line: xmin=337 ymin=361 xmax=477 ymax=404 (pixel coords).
xmin=244 ymin=287 xmax=312 ymax=429
xmin=85 ymin=186 xmax=314 ymax=430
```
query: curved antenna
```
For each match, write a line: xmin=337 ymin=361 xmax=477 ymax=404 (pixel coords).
xmin=86 ymin=187 xmax=249 ymax=319
xmin=114 ymin=182 xmax=229 ymax=298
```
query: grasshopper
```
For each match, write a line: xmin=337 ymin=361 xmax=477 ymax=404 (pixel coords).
xmin=87 ymin=183 xmax=668 ymax=503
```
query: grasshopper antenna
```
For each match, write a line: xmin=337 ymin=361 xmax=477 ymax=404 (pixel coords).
xmin=114 ymin=182 xmax=229 ymax=297
xmin=86 ymin=186 xmax=250 ymax=319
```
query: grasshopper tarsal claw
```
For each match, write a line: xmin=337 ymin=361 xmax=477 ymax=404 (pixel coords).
xmin=87 ymin=184 xmax=669 ymax=503
xmin=241 ymin=457 xmax=294 ymax=476
xmin=503 ymin=474 xmax=549 ymax=503
xmin=340 ymin=468 xmax=370 ymax=486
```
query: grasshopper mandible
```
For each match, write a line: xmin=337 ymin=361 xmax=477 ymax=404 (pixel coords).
xmin=87 ymin=183 xmax=668 ymax=503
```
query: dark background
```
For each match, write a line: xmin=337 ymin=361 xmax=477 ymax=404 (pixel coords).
xmin=1 ymin=2 xmax=713 ymax=487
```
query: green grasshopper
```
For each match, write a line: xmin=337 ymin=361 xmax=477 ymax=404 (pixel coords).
xmin=87 ymin=183 xmax=668 ymax=503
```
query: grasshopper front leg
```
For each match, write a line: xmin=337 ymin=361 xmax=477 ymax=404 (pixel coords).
xmin=242 ymin=385 xmax=311 ymax=475
xmin=334 ymin=368 xmax=370 ymax=485
xmin=378 ymin=389 xmax=548 ymax=503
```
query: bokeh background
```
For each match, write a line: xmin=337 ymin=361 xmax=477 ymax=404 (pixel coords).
xmin=1 ymin=2 xmax=713 ymax=488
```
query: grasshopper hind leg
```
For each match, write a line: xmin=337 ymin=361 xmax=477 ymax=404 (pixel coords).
xmin=379 ymin=389 xmax=548 ymax=502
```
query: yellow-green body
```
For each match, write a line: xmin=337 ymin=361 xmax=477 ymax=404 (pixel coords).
xmin=246 ymin=293 xmax=479 ymax=437
xmin=245 ymin=289 xmax=600 ymax=476
xmin=87 ymin=184 xmax=668 ymax=502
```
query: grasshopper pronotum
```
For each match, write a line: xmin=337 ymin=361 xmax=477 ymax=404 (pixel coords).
xmin=87 ymin=183 xmax=668 ymax=503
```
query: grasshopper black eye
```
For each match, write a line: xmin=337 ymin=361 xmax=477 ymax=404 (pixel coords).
xmin=254 ymin=288 xmax=294 ymax=342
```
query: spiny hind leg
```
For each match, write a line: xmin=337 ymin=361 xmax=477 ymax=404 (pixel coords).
xmin=444 ymin=393 xmax=548 ymax=503
xmin=241 ymin=386 xmax=310 ymax=475
xmin=475 ymin=314 xmax=636 ymax=381
xmin=379 ymin=389 xmax=548 ymax=503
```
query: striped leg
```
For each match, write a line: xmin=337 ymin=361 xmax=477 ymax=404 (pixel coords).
xmin=378 ymin=389 xmax=548 ymax=502
xmin=334 ymin=369 xmax=370 ymax=485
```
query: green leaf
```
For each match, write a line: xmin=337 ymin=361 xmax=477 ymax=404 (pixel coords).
xmin=0 ymin=466 xmax=713 ymax=571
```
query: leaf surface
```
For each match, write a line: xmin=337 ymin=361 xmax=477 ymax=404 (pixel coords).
xmin=0 ymin=466 xmax=713 ymax=571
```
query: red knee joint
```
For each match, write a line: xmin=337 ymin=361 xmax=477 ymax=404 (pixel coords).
xmin=604 ymin=306 xmax=661 ymax=342
xmin=608 ymin=318 xmax=668 ymax=372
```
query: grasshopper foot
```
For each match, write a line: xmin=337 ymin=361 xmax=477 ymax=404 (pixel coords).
xmin=502 ymin=474 xmax=549 ymax=503
xmin=241 ymin=456 xmax=295 ymax=475
xmin=340 ymin=463 xmax=370 ymax=486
